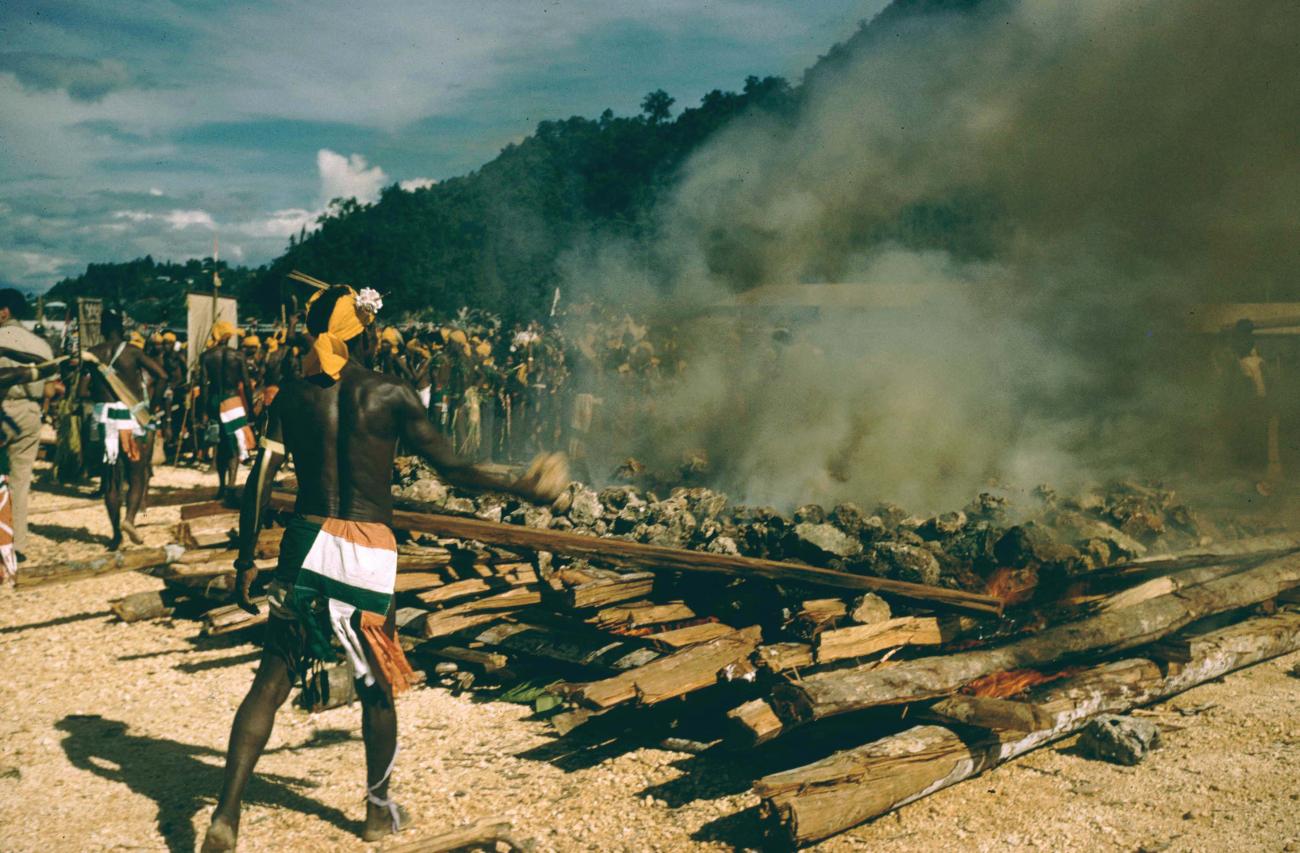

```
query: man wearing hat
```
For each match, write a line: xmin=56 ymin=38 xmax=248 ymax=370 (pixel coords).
xmin=198 ymin=321 xmax=254 ymax=502
xmin=0 ymin=288 xmax=52 ymax=560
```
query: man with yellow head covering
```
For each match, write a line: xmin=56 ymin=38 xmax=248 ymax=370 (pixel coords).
xmin=205 ymin=283 xmax=570 ymax=851
xmin=198 ymin=318 xmax=254 ymax=502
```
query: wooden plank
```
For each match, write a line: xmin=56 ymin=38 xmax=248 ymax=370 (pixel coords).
xmin=591 ymin=601 xmax=696 ymax=630
xmin=755 ymin=642 xmax=815 ymax=673
xmin=267 ymin=491 xmax=1003 ymax=615
xmin=643 ymin=622 xmax=736 ymax=650
xmin=814 ymin=616 xmax=952 ymax=664
xmin=566 ymin=625 xmax=762 ymax=710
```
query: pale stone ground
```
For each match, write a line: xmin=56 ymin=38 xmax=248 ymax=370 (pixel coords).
xmin=1 ymin=462 xmax=1297 ymax=852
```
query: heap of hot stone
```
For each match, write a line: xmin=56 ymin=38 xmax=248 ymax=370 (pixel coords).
xmin=393 ymin=459 xmax=1232 ymax=595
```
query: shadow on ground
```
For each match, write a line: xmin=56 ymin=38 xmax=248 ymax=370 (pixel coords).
xmin=57 ymin=714 xmax=357 ymax=853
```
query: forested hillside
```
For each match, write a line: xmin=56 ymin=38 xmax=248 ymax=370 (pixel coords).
xmin=48 ymin=0 xmax=987 ymax=324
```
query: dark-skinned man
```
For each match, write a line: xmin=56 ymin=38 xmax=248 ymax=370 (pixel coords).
xmin=79 ymin=311 xmax=167 ymax=550
xmin=0 ymin=288 xmax=53 ymax=561
xmin=198 ymin=321 xmax=255 ymax=503
xmin=202 ymin=285 xmax=567 ymax=851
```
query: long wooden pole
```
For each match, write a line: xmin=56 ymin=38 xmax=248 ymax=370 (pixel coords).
xmin=18 ymin=545 xmax=186 ymax=588
xmin=266 ymin=492 xmax=1002 ymax=615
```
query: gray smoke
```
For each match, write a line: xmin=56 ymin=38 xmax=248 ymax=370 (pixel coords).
xmin=561 ymin=0 xmax=1300 ymax=512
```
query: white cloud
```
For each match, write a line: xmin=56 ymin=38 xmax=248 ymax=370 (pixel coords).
xmin=317 ymin=149 xmax=387 ymax=204
xmin=399 ymin=177 xmax=437 ymax=192
xmin=228 ymin=208 xmax=317 ymax=239
xmin=0 ymin=249 xmax=73 ymax=279
xmin=164 ymin=209 xmax=216 ymax=230
xmin=148 ymin=186 xmax=164 ymax=196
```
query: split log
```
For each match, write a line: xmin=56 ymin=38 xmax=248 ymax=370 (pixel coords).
xmin=564 ymin=625 xmax=762 ymax=710
xmin=268 ymin=491 xmax=1003 ymax=615
xmin=755 ymin=610 xmax=1300 ymax=846
xmin=1095 ymin=562 xmax=1248 ymax=612
xmin=420 ymin=586 xmax=542 ymax=639
xmin=468 ymin=621 xmax=659 ymax=671
xmin=18 ymin=544 xmax=186 ymax=588
xmin=414 ymin=576 xmax=525 ymax=607
xmin=393 ymin=571 xmax=453 ymax=594
xmin=591 ymin=600 xmax=695 ymax=630
xmin=787 ymin=598 xmax=848 ymax=639
xmin=552 ymin=568 xmax=655 ymax=609
xmin=814 ymin=616 xmax=956 ymax=664
xmin=110 ymin=590 xmax=174 ymax=623
xmin=726 ymin=698 xmax=786 ymax=747
xmin=643 ymin=622 xmax=736 ymax=650
xmin=755 ymin=643 xmax=815 ymax=673
xmin=773 ymin=552 xmax=1300 ymax=726
xmin=202 ymin=599 xmax=269 ymax=635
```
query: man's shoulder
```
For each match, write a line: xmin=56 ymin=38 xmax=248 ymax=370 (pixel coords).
xmin=0 ymin=322 xmax=53 ymax=356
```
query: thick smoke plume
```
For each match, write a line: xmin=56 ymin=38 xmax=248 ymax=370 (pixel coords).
xmin=562 ymin=0 xmax=1300 ymax=512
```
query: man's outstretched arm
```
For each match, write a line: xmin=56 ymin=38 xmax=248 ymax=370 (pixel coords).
xmin=233 ymin=397 xmax=286 ymax=612
xmin=394 ymin=383 xmax=567 ymax=503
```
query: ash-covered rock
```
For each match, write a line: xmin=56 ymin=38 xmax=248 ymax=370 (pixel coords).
xmin=392 ymin=456 xmax=1253 ymax=596
xmin=1078 ymin=714 xmax=1162 ymax=765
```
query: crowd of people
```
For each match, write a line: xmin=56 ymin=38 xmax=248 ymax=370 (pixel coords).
xmin=29 ymin=298 xmax=683 ymax=554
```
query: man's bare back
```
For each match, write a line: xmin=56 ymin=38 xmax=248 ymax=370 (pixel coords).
xmin=85 ymin=340 xmax=162 ymax=405
xmin=266 ymin=359 xmax=550 ymax=525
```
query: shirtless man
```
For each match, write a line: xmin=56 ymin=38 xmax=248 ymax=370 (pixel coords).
xmin=202 ymin=286 xmax=566 ymax=851
xmin=198 ymin=322 xmax=255 ymax=502
xmin=79 ymin=311 xmax=167 ymax=550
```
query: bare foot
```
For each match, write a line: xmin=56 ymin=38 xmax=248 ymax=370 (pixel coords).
xmin=107 ymin=536 xmax=122 ymax=552
xmin=200 ymin=816 xmax=238 ymax=852
xmin=362 ymin=802 xmax=411 ymax=843
xmin=121 ymin=520 xmax=143 ymax=545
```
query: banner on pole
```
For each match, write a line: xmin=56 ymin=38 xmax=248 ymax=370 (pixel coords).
xmin=186 ymin=293 xmax=238 ymax=373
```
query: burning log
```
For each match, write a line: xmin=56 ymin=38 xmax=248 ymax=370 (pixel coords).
xmin=754 ymin=610 xmax=1300 ymax=846
xmin=770 ymin=552 xmax=1300 ymax=733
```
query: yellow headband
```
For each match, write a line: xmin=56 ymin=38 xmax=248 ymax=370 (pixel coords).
xmin=207 ymin=320 xmax=236 ymax=348
xmin=128 ymin=331 xmax=146 ymax=349
xmin=302 ymin=289 xmax=370 ymax=380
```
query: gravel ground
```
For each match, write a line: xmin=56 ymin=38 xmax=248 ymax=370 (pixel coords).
xmin=1 ymin=462 xmax=1298 ymax=852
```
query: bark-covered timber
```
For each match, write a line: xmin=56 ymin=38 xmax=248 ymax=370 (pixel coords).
xmin=755 ymin=610 xmax=1300 ymax=846
xmin=773 ymin=553 xmax=1300 ymax=725
xmin=109 ymin=589 xmax=174 ymax=622
xmin=18 ymin=544 xmax=186 ymax=588
xmin=267 ymin=491 xmax=1003 ymax=615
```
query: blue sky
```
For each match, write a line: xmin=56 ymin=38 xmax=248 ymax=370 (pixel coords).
xmin=0 ymin=0 xmax=885 ymax=292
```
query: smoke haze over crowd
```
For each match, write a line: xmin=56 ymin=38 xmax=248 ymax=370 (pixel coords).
xmin=565 ymin=0 xmax=1300 ymax=511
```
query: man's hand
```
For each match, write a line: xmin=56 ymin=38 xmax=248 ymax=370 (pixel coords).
xmin=512 ymin=452 xmax=569 ymax=504
xmin=233 ymin=557 xmax=261 ymax=615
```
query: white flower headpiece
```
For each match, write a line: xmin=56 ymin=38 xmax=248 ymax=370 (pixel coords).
xmin=355 ymin=287 xmax=384 ymax=316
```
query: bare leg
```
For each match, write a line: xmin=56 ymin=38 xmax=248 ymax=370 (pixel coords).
xmin=203 ymin=646 xmax=294 ymax=852
xmin=359 ymin=680 xmax=404 ymax=841
xmin=121 ymin=437 xmax=152 ymax=546
xmin=215 ymin=438 xmax=232 ymax=500
xmin=103 ymin=461 xmax=123 ymax=551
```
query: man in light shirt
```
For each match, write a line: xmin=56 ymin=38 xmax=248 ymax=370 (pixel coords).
xmin=0 ymin=289 xmax=53 ymax=561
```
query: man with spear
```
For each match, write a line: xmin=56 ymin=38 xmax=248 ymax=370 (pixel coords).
xmin=202 ymin=283 xmax=567 ymax=850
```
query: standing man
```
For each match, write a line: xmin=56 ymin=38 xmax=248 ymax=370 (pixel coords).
xmin=80 ymin=311 xmax=167 ymax=549
xmin=202 ymin=285 xmax=566 ymax=850
xmin=198 ymin=321 xmax=254 ymax=503
xmin=0 ymin=289 xmax=53 ymax=562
